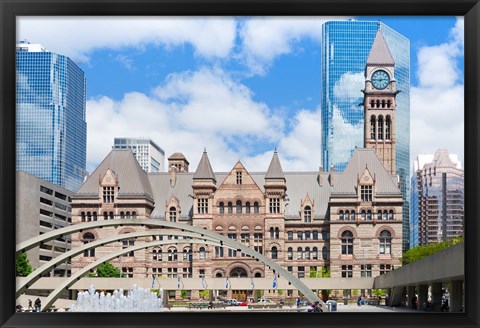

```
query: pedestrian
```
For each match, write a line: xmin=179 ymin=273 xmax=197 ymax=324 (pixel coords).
xmin=441 ymin=298 xmax=449 ymax=312
xmin=357 ymin=295 xmax=362 ymax=306
xmin=411 ymin=296 xmax=417 ymax=310
xmin=208 ymin=301 xmax=213 ymax=309
xmin=28 ymin=299 xmax=32 ymax=311
xmin=34 ymin=298 xmax=41 ymax=312
xmin=385 ymin=294 xmax=389 ymax=307
xmin=296 ymin=297 xmax=301 ymax=308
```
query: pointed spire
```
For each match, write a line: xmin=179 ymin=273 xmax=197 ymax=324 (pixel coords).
xmin=193 ymin=149 xmax=216 ymax=182
xmin=265 ymin=149 xmax=285 ymax=179
xmin=366 ymin=29 xmax=394 ymax=66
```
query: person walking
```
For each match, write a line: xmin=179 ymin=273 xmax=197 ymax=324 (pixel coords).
xmin=34 ymin=298 xmax=41 ymax=312
xmin=28 ymin=299 xmax=33 ymax=311
xmin=411 ymin=296 xmax=418 ymax=310
xmin=357 ymin=295 xmax=362 ymax=306
xmin=296 ymin=297 xmax=301 ymax=308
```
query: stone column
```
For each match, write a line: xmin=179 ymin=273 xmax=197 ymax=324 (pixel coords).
xmin=449 ymin=280 xmax=463 ymax=312
xmin=406 ymin=286 xmax=415 ymax=309
xmin=417 ymin=284 xmax=428 ymax=311
xmin=431 ymin=282 xmax=442 ymax=311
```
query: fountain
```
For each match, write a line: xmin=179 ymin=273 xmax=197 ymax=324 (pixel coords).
xmin=68 ymin=285 xmax=164 ymax=312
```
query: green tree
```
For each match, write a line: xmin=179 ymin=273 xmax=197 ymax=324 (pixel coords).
xmin=401 ymin=236 xmax=463 ymax=264
xmin=372 ymin=289 xmax=386 ymax=297
xmin=199 ymin=290 xmax=209 ymax=299
xmin=16 ymin=253 xmax=33 ymax=277
xmin=92 ymin=262 xmax=122 ymax=277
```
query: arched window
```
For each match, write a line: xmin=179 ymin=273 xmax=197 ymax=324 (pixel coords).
xmin=169 ymin=207 xmax=177 ymax=222
xmin=339 ymin=210 xmax=344 ymax=220
xmin=183 ymin=249 xmax=189 ymax=261
xmin=87 ymin=212 xmax=92 ymax=222
xmin=132 ymin=211 xmax=137 ymax=219
xmin=304 ymin=206 xmax=311 ymax=223
xmin=270 ymin=227 xmax=274 ymax=239
xmin=236 ymin=200 xmax=242 ymax=214
xmin=245 ymin=202 xmax=251 ymax=214
xmin=93 ymin=212 xmax=97 ymax=221
xmin=367 ymin=210 xmax=372 ymax=220
xmin=361 ymin=210 xmax=366 ymax=220
xmin=388 ymin=210 xmax=394 ymax=220
xmin=378 ymin=115 xmax=384 ymax=140
xmin=199 ymin=247 xmax=206 ymax=260
xmin=227 ymin=202 xmax=233 ymax=214
xmin=168 ymin=248 xmax=177 ymax=261
xmin=387 ymin=99 xmax=391 ymax=108
xmin=219 ymin=202 xmax=225 ymax=214
xmin=386 ymin=116 xmax=391 ymax=140
xmin=305 ymin=247 xmax=311 ymax=260
xmin=370 ymin=99 xmax=375 ymax=108
xmin=377 ymin=210 xmax=382 ymax=220
xmin=376 ymin=99 xmax=381 ymax=108
xmin=103 ymin=211 xmax=108 ymax=220
xmin=287 ymin=247 xmax=293 ymax=260
xmin=255 ymin=272 xmax=262 ymax=278
xmin=126 ymin=211 xmax=130 ymax=219
xmin=297 ymin=247 xmax=303 ymax=260
xmin=109 ymin=211 xmax=114 ymax=220
xmin=322 ymin=247 xmax=328 ymax=260
xmin=81 ymin=212 xmax=86 ymax=222
xmin=216 ymin=272 xmax=223 ymax=278
xmin=120 ymin=211 xmax=125 ymax=219
xmin=341 ymin=231 xmax=354 ymax=255
xmin=157 ymin=249 xmax=162 ymax=261
xmin=312 ymin=247 xmax=318 ymax=260
xmin=381 ymin=99 xmax=386 ymax=108
xmin=275 ymin=227 xmax=280 ymax=239
xmin=383 ymin=210 xmax=388 ymax=221
xmin=379 ymin=230 xmax=392 ymax=254
xmin=370 ymin=116 xmax=376 ymax=140
xmin=345 ymin=210 xmax=350 ymax=221
xmin=254 ymin=202 xmax=259 ymax=214
xmin=82 ymin=233 xmax=95 ymax=257
xmin=271 ymin=247 xmax=278 ymax=260
xmin=350 ymin=210 xmax=355 ymax=220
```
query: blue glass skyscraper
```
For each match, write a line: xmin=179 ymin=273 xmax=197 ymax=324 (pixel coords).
xmin=16 ymin=42 xmax=87 ymax=192
xmin=321 ymin=20 xmax=410 ymax=251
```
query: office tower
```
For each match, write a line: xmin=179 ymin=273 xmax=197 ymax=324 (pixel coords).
xmin=113 ymin=137 xmax=165 ymax=172
xmin=16 ymin=41 xmax=87 ymax=192
xmin=16 ymin=171 xmax=73 ymax=276
xmin=321 ymin=20 xmax=410 ymax=251
xmin=410 ymin=149 xmax=464 ymax=247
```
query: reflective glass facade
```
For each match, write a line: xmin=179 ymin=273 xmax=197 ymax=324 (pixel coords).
xmin=410 ymin=151 xmax=464 ymax=247
xmin=16 ymin=44 xmax=87 ymax=192
xmin=321 ymin=20 xmax=410 ymax=251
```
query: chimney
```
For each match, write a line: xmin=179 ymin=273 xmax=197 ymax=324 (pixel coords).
xmin=169 ymin=165 xmax=178 ymax=188
xmin=319 ymin=166 xmax=323 ymax=186
xmin=329 ymin=165 xmax=334 ymax=186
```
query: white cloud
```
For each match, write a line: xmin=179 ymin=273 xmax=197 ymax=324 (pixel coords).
xmin=86 ymin=67 xmax=320 ymax=174
xmin=333 ymin=72 xmax=365 ymax=102
xmin=17 ymin=17 xmax=237 ymax=63
xmin=410 ymin=17 xmax=464 ymax=167
xmin=330 ymin=105 xmax=364 ymax=165
xmin=239 ymin=16 xmax=350 ymax=75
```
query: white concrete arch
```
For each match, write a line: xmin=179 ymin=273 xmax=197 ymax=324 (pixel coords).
xmin=16 ymin=219 xmax=325 ymax=311
xmin=16 ymin=229 xmax=216 ymax=298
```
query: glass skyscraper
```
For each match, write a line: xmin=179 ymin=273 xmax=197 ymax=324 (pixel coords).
xmin=321 ymin=20 xmax=410 ymax=251
xmin=16 ymin=41 xmax=87 ymax=192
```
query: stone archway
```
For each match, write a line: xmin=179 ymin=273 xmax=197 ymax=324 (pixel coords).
xmin=229 ymin=266 xmax=248 ymax=278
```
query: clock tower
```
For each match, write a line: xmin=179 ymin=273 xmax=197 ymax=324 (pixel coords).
xmin=363 ymin=27 xmax=399 ymax=175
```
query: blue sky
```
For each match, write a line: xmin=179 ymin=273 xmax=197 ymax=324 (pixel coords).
xmin=17 ymin=16 xmax=464 ymax=174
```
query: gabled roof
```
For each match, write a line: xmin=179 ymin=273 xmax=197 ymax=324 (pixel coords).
xmin=332 ymin=149 xmax=401 ymax=196
xmin=193 ymin=150 xmax=216 ymax=182
xmin=366 ymin=29 xmax=395 ymax=66
xmin=265 ymin=150 xmax=285 ymax=179
xmin=76 ymin=149 xmax=154 ymax=200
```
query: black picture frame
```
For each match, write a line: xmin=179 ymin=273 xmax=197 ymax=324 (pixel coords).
xmin=1 ymin=1 xmax=478 ymax=327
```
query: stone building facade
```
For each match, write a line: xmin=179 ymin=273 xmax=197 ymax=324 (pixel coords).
xmin=70 ymin=28 xmax=403 ymax=301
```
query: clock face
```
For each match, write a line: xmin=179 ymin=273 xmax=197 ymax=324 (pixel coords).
xmin=371 ymin=70 xmax=390 ymax=90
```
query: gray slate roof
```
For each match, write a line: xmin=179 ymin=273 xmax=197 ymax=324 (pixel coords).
xmin=193 ymin=151 xmax=216 ymax=182
xmin=332 ymin=149 xmax=401 ymax=196
xmin=76 ymin=149 xmax=154 ymax=200
xmin=366 ymin=30 xmax=395 ymax=66
xmin=265 ymin=150 xmax=285 ymax=179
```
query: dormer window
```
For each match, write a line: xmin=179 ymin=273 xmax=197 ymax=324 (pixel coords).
xmin=103 ymin=186 xmax=115 ymax=203
xmin=169 ymin=207 xmax=177 ymax=222
xmin=361 ymin=185 xmax=373 ymax=202
xmin=304 ymin=206 xmax=311 ymax=223
xmin=236 ymin=171 xmax=242 ymax=184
